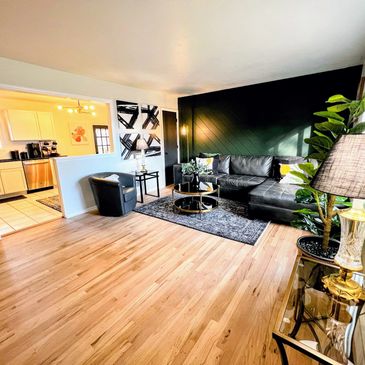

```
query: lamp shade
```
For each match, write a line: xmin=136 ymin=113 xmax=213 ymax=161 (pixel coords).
xmin=310 ymin=134 xmax=365 ymax=198
xmin=136 ymin=138 xmax=148 ymax=151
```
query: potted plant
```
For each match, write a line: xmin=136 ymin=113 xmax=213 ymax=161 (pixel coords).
xmin=291 ymin=94 xmax=365 ymax=260
xmin=181 ymin=159 xmax=213 ymax=186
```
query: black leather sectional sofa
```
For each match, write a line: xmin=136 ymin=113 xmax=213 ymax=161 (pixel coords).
xmin=173 ymin=154 xmax=316 ymax=224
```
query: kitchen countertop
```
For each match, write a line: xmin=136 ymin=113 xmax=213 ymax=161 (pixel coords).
xmin=0 ymin=155 xmax=67 ymax=163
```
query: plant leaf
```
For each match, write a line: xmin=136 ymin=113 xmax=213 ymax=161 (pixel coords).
xmin=295 ymin=188 xmax=314 ymax=204
xmin=349 ymin=122 xmax=365 ymax=134
xmin=313 ymin=111 xmax=345 ymax=122
xmin=327 ymin=103 xmax=350 ymax=112
xmin=305 ymin=136 xmax=333 ymax=150
xmin=298 ymin=163 xmax=316 ymax=178
xmin=289 ymin=171 xmax=310 ymax=183
xmin=295 ymin=208 xmax=319 ymax=215
xmin=314 ymin=120 xmax=346 ymax=135
xmin=326 ymin=94 xmax=351 ymax=103
xmin=307 ymin=152 xmax=327 ymax=161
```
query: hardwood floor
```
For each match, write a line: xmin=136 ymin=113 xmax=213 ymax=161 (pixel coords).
xmin=0 ymin=191 xmax=312 ymax=364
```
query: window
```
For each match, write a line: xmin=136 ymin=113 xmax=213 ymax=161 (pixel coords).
xmin=93 ymin=125 xmax=111 ymax=154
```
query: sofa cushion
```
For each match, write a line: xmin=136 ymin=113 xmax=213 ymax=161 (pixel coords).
xmin=230 ymin=155 xmax=273 ymax=177
xmin=217 ymin=155 xmax=230 ymax=174
xmin=218 ymin=175 xmax=266 ymax=189
xmin=248 ymin=178 xmax=316 ymax=211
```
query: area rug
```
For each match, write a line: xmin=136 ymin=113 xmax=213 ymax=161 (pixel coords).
xmin=134 ymin=196 xmax=269 ymax=245
xmin=36 ymin=195 xmax=62 ymax=212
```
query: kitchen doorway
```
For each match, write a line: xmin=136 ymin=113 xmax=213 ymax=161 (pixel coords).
xmin=0 ymin=87 xmax=113 ymax=235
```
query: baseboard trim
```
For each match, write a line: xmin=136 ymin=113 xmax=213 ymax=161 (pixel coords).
xmin=64 ymin=205 xmax=97 ymax=219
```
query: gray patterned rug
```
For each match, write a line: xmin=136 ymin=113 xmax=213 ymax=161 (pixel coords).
xmin=134 ymin=196 xmax=269 ymax=245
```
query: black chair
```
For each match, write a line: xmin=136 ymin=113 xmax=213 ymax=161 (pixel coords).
xmin=89 ymin=172 xmax=137 ymax=217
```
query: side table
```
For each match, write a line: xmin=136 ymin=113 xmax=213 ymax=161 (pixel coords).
xmin=273 ymin=256 xmax=365 ymax=365
xmin=135 ymin=171 xmax=160 ymax=203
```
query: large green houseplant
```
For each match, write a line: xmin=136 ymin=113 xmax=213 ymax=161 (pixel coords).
xmin=291 ymin=94 xmax=365 ymax=253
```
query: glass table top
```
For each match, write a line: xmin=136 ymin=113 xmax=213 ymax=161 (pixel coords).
xmin=173 ymin=182 xmax=219 ymax=196
xmin=278 ymin=256 xmax=365 ymax=364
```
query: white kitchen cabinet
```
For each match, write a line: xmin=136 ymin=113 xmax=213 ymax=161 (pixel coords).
xmin=37 ymin=112 xmax=56 ymax=140
xmin=7 ymin=109 xmax=56 ymax=141
xmin=0 ymin=178 xmax=4 ymax=195
xmin=0 ymin=162 xmax=27 ymax=196
xmin=0 ymin=169 xmax=27 ymax=194
xmin=7 ymin=110 xmax=40 ymax=141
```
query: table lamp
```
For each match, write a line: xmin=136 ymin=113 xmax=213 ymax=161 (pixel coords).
xmin=136 ymin=137 xmax=148 ymax=172
xmin=310 ymin=133 xmax=365 ymax=302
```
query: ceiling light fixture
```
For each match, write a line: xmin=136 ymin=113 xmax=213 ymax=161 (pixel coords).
xmin=57 ymin=100 xmax=96 ymax=116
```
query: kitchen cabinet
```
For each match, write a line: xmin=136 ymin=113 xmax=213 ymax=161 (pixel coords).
xmin=37 ymin=112 xmax=56 ymax=140
xmin=0 ymin=178 xmax=4 ymax=195
xmin=7 ymin=110 xmax=56 ymax=141
xmin=0 ymin=162 xmax=27 ymax=197
xmin=7 ymin=110 xmax=39 ymax=140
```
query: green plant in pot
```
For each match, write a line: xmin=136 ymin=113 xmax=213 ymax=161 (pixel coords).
xmin=291 ymin=94 xmax=365 ymax=260
xmin=181 ymin=159 xmax=213 ymax=186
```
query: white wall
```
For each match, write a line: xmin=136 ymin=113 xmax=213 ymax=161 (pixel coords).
xmin=0 ymin=57 xmax=177 ymax=217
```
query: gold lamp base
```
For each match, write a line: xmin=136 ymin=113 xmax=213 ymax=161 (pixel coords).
xmin=322 ymin=268 xmax=365 ymax=302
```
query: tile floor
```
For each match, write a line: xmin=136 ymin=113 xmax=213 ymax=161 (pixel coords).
xmin=0 ymin=188 xmax=63 ymax=236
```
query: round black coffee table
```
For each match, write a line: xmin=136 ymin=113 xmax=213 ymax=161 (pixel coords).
xmin=172 ymin=182 xmax=220 ymax=216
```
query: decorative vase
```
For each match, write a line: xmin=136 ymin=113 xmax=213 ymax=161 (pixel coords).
xmin=297 ymin=235 xmax=340 ymax=262
xmin=191 ymin=172 xmax=200 ymax=187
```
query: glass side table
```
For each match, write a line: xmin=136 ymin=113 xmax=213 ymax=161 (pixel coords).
xmin=273 ymin=256 xmax=365 ymax=365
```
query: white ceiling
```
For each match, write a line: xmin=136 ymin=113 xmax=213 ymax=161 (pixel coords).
xmin=0 ymin=0 xmax=364 ymax=95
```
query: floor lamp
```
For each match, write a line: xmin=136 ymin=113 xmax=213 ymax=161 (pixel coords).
xmin=181 ymin=125 xmax=189 ymax=162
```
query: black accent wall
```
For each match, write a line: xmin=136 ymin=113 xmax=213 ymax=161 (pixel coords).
xmin=178 ymin=66 xmax=362 ymax=161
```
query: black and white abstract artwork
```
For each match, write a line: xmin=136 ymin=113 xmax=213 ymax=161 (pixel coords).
xmin=141 ymin=104 xmax=161 ymax=157
xmin=117 ymin=100 xmax=161 ymax=160
xmin=120 ymin=132 xmax=140 ymax=160
xmin=116 ymin=100 xmax=139 ymax=129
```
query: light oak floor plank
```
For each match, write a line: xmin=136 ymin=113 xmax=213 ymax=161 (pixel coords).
xmin=0 ymin=188 xmax=313 ymax=364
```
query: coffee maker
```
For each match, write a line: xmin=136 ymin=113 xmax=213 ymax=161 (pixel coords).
xmin=26 ymin=143 xmax=41 ymax=159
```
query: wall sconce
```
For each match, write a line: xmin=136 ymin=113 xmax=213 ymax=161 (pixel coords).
xmin=181 ymin=125 xmax=189 ymax=162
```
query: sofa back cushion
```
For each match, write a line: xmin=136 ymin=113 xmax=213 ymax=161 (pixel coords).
xmin=217 ymin=155 xmax=230 ymax=174
xmin=230 ymin=155 xmax=273 ymax=177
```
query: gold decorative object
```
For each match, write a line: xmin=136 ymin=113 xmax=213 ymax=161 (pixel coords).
xmin=311 ymin=134 xmax=365 ymax=302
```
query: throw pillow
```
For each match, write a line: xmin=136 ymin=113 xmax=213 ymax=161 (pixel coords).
xmin=199 ymin=153 xmax=220 ymax=171
xmin=103 ymin=174 xmax=120 ymax=182
xmin=196 ymin=157 xmax=214 ymax=171
xmin=279 ymin=164 xmax=303 ymax=185
xmin=280 ymin=163 xmax=293 ymax=177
